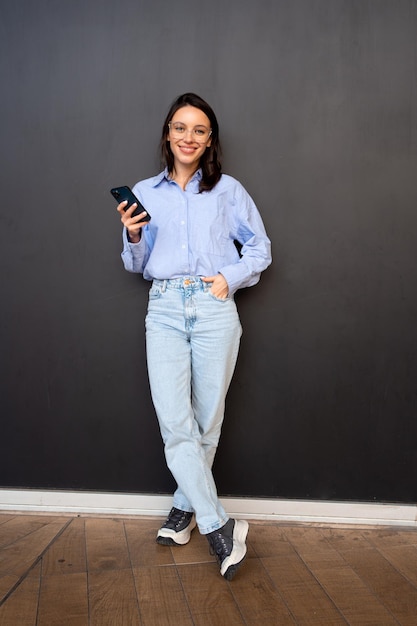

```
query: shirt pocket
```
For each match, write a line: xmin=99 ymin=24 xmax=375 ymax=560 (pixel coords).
xmin=190 ymin=196 xmax=230 ymax=257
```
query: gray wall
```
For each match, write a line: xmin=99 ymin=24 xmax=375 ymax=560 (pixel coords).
xmin=1 ymin=0 xmax=417 ymax=502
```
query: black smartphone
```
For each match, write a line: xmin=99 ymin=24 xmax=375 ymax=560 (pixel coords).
xmin=110 ymin=186 xmax=151 ymax=221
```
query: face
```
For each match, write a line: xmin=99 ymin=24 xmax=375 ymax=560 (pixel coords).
xmin=167 ymin=105 xmax=212 ymax=172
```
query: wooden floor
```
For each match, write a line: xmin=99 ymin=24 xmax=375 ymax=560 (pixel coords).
xmin=1 ymin=514 xmax=417 ymax=625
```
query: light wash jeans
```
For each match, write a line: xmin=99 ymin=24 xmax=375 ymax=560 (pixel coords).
xmin=145 ymin=276 xmax=242 ymax=534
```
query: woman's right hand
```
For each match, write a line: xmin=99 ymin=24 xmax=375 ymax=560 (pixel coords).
xmin=117 ymin=200 xmax=148 ymax=243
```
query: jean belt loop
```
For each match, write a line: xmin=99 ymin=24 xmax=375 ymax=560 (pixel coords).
xmin=161 ymin=279 xmax=167 ymax=293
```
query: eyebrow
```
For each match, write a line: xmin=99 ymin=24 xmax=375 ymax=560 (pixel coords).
xmin=171 ymin=121 xmax=210 ymax=128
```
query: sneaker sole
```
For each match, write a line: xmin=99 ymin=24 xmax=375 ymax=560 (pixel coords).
xmin=220 ymin=519 xmax=249 ymax=580
xmin=156 ymin=517 xmax=197 ymax=546
xmin=223 ymin=559 xmax=246 ymax=581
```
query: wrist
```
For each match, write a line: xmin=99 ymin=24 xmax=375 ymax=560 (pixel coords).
xmin=128 ymin=232 xmax=141 ymax=244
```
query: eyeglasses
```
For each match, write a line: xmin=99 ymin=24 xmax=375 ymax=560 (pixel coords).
xmin=168 ymin=122 xmax=212 ymax=142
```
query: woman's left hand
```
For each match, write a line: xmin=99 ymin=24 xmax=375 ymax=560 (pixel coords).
xmin=202 ymin=274 xmax=229 ymax=299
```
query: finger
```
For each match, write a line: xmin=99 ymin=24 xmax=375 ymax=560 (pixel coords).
xmin=116 ymin=200 xmax=128 ymax=213
xmin=121 ymin=205 xmax=143 ymax=227
xmin=127 ymin=212 xmax=148 ymax=226
xmin=126 ymin=216 xmax=148 ymax=233
xmin=125 ymin=203 xmax=138 ymax=216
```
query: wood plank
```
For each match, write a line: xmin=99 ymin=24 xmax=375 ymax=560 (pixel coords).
xmin=257 ymin=528 xmax=348 ymax=625
xmin=333 ymin=544 xmax=417 ymax=625
xmin=313 ymin=566 xmax=398 ymax=625
xmin=284 ymin=527 xmax=398 ymax=625
xmin=0 ymin=574 xmax=20 ymax=602
xmin=229 ymin=557 xmax=297 ymax=624
xmin=88 ymin=568 xmax=141 ymax=625
xmin=0 ymin=519 xmax=70 ymax=580
xmin=124 ymin=518 xmax=175 ymax=567
xmin=0 ymin=515 xmax=67 ymax=549
xmin=133 ymin=565 xmax=194 ymax=625
xmin=37 ymin=571 xmax=88 ymax=626
xmin=324 ymin=526 xmax=417 ymax=588
xmin=0 ymin=561 xmax=41 ymax=626
xmin=41 ymin=517 xmax=87 ymax=576
xmin=177 ymin=562 xmax=245 ymax=625
xmin=246 ymin=522 xmax=296 ymax=559
xmin=169 ymin=527 xmax=216 ymax=566
xmin=362 ymin=526 xmax=417 ymax=547
xmin=85 ymin=518 xmax=130 ymax=571
xmin=260 ymin=554 xmax=346 ymax=625
xmin=0 ymin=515 xmax=15 ymax=526
xmin=368 ymin=544 xmax=417 ymax=587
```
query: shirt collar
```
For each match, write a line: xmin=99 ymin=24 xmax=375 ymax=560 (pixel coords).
xmin=151 ymin=168 xmax=202 ymax=187
xmin=151 ymin=170 xmax=168 ymax=187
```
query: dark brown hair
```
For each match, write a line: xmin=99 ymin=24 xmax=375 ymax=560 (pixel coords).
xmin=160 ymin=93 xmax=222 ymax=193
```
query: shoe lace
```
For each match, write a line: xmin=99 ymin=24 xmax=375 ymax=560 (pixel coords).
xmin=166 ymin=507 xmax=191 ymax=529
xmin=208 ymin=531 xmax=231 ymax=563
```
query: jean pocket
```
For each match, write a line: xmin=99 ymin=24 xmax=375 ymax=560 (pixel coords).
xmin=207 ymin=290 xmax=230 ymax=303
xmin=149 ymin=284 xmax=162 ymax=300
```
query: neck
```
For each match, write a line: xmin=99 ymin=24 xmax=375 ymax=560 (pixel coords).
xmin=171 ymin=165 xmax=199 ymax=190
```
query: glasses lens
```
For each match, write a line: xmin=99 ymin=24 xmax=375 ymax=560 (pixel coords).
xmin=169 ymin=123 xmax=211 ymax=142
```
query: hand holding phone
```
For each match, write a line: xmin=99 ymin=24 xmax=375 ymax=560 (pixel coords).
xmin=110 ymin=186 xmax=151 ymax=222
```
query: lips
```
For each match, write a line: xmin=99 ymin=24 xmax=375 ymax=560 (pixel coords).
xmin=179 ymin=145 xmax=197 ymax=153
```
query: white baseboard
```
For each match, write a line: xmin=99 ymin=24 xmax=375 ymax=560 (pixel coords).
xmin=0 ymin=489 xmax=416 ymax=527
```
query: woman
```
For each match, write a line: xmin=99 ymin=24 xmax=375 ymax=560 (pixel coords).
xmin=117 ymin=93 xmax=271 ymax=580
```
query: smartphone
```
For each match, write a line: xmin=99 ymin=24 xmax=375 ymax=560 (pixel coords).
xmin=110 ymin=186 xmax=151 ymax=221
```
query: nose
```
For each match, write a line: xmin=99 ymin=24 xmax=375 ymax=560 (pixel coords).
xmin=183 ymin=129 xmax=194 ymax=141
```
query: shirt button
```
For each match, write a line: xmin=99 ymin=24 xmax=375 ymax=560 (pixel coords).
xmin=182 ymin=245 xmax=186 ymax=249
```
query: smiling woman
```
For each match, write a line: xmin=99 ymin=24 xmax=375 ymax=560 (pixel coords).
xmin=167 ymin=106 xmax=212 ymax=185
xmin=159 ymin=93 xmax=222 ymax=194
xmin=115 ymin=92 xmax=272 ymax=581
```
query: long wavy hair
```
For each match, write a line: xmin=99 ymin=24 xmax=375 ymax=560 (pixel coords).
xmin=160 ymin=93 xmax=222 ymax=193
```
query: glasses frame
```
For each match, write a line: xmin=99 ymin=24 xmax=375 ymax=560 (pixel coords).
xmin=168 ymin=122 xmax=212 ymax=143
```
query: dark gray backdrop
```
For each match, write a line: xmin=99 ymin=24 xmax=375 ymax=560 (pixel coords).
xmin=1 ymin=0 xmax=416 ymax=502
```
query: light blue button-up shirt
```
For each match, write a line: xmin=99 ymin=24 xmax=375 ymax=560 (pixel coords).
xmin=121 ymin=169 xmax=272 ymax=295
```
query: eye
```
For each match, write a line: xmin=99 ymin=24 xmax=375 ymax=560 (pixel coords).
xmin=173 ymin=124 xmax=185 ymax=133
xmin=194 ymin=128 xmax=206 ymax=136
